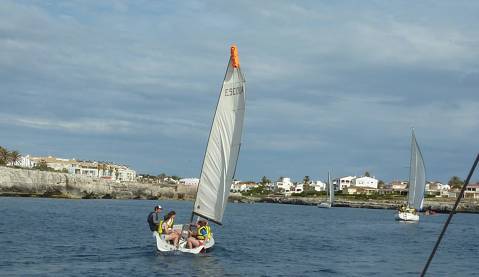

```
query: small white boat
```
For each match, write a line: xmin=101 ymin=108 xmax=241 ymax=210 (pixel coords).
xmin=153 ymin=224 xmax=215 ymax=253
xmin=395 ymin=209 xmax=420 ymax=222
xmin=155 ymin=45 xmax=246 ymax=254
xmin=317 ymin=202 xmax=331 ymax=208
xmin=395 ymin=129 xmax=426 ymax=223
xmin=318 ymin=172 xmax=334 ymax=209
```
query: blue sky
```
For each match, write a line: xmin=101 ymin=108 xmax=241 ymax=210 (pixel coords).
xmin=1 ymin=0 xmax=478 ymax=183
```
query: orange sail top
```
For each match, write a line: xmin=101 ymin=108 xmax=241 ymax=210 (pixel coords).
xmin=230 ymin=45 xmax=240 ymax=68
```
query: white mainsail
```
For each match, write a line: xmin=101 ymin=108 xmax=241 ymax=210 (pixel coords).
xmin=192 ymin=45 xmax=246 ymax=224
xmin=407 ymin=130 xmax=426 ymax=211
xmin=328 ymin=172 xmax=334 ymax=204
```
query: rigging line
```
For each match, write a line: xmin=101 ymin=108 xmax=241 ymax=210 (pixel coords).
xmin=420 ymin=153 xmax=479 ymax=277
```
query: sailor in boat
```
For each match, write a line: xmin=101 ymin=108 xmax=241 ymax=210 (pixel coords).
xmin=159 ymin=211 xmax=180 ymax=248
xmin=424 ymin=206 xmax=436 ymax=215
xmin=147 ymin=205 xmax=163 ymax=232
xmin=186 ymin=220 xmax=211 ymax=249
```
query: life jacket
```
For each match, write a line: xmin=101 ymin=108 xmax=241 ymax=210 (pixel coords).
xmin=147 ymin=212 xmax=157 ymax=232
xmin=197 ymin=225 xmax=211 ymax=240
xmin=158 ymin=218 xmax=174 ymax=234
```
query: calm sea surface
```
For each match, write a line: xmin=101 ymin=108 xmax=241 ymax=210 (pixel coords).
xmin=0 ymin=197 xmax=478 ymax=276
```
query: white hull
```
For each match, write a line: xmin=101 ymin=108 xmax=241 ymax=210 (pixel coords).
xmin=395 ymin=211 xmax=419 ymax=222
xmin=317 ymin=202 xmax=331 ymax=208
xmin=153 ymin=224 xmax=215 ymax=254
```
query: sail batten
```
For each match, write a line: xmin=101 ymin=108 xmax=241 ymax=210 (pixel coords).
xmin=193 ymin=46 xmax=246 ymax=224
xmin=407 ymin=130 xmax=426 ymax=210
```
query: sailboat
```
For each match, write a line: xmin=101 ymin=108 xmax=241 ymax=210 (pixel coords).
xmin=318 ymin=172 xmax=334 ymax=208
xmin=395 ymin=129 xmax=426 ymax=222
xmin=154 ymin=45 xmax=246 ymax=253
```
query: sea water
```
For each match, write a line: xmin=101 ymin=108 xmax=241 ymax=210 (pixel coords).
xmin=0 ymin=197 xmax=478 ymax=276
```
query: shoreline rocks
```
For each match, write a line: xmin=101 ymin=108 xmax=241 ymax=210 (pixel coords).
xmin=239 ymin=196 xmax=479 ymax=214
xmin=0 ymin=166 xmax=196 ymax=200
xmin=2 ymin=166 xmax=479 ymax=214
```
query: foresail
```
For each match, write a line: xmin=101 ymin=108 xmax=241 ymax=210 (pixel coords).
xmin=193 ymin=46 xmax=246 ymax=224
xmin=407 ymin=131 xmax=426 ymax=210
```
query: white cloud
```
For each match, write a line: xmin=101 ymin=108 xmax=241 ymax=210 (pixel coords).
xmin=1 ymin=0 xmax=478 ymax=181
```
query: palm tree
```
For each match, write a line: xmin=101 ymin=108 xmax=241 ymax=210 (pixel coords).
xmin=158 ymin=173 xmax=167 ymax=181
xmin=448 ymin=176 xmax=464 ymax=190
xmin=303 ymin=176 xmax=312 ymax=191
xmin=260 ymin=176 xmax=271 ymax=186
xmin=8 ymin=150 xmax=21 ymax=166
xmin=0 ymin=147 xmax=9 ymax=165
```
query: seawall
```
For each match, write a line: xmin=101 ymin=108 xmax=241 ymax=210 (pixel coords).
xmin=246 ymin=196 xmax=479 ymax=214
xmin=0 ymin=166 xmax=196 ymax=200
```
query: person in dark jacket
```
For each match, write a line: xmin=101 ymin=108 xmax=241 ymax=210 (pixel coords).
xmin=147 ymin=205 xmax=163 ymax=232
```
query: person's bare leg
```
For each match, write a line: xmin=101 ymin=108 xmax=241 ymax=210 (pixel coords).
xmin=187 ymin=237 xmax=194 ymax=248
xmin=191 ymin=238 xmax=200 ymax=248
xmin=174 ymin=234 xmax=179 ymax=247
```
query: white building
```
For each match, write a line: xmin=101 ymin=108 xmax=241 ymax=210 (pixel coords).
xmin=179 ymin=178 xmax=200 ymax=186
xmin=334 ymin=176 xmax=357 ymax=191
xmin=231 ymin=182 xmax=258 ymax=192
xmin=294 ymin=184 xmax=304 ymax=193
xmin=27 ymin=155 xmax=136 ymax=182
xmin=464 ymin=184 xmax=479 ymax=199
xmin=12 ymin=155 xmax=35 ymax=168
xmin=276 ymin=177 xmax=294 ymax=194
xmin=30 ymin=156 xmax=77 ymax=171
xmin=311 ymin=180 xmax=326 ymax=192
xmin=426 ymin=182 xmax=450 ymax=191
xmin=351 ymin=176 xmax=378 ymax=189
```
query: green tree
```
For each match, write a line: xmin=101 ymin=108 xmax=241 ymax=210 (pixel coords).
xmin=303 ymin=176 xmax=313 ymax=191
xmin=8 ymin=150 xmax=21 ymax=166
xmin=378 ymin=180 xmax=385 ymax=189
xmin=242 ymin=184 xmax=269 ymax=196
xmin=0 ymin=147 xmax=8 ymax=165
xmin=364 ymin=171 xmax=371 ymax=177
xmin=448 ymin=176 xmax=464 ymax=189
xmin=34 ymin=160 xmax=49 ymax=171
xmin=158 ymin=173 xmax=167 ymax=180
xmin=260 ymin=176 xmax=271 ymax=186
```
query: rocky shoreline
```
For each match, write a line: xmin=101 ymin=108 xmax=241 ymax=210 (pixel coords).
xmin=2 ymin=166 xmax=479 ymax=214
xmin=231 ymin=195 xmax=479 ymax=214
xmin=0 ymin=166 xmax=195 ymax=200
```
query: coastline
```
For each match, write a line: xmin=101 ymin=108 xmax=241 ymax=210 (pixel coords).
xmin=2 ymin=191 xmax=479 ymax=214
xmin=2 ymin=166 xmax=479 ymax=214
xmin=231 ymin=195 xmax=479 ymax=214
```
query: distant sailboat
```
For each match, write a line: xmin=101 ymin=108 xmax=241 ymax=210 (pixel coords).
xmin=318 ymin=172 xmax=334 ymax=208
xmin=395 ymin=129 xmax=426 ymax=222
xmin=154 ymin=45 xmax=246 ymax=253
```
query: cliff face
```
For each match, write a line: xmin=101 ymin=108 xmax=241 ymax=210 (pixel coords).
xmin=0 ymin=166 xmax=195 ymax=200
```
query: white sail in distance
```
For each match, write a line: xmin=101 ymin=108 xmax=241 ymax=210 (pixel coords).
xmin=193 ymin=45 xmax=246 ymax=224
xmin=407 ymin=130 xmax=426 ymax=210
xmin=328 ymin=172 xmax=334 ymax=204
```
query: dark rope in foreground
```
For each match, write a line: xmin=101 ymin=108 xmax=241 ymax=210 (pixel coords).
xmin=421 ymin=153 xmax=479 ymax=276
